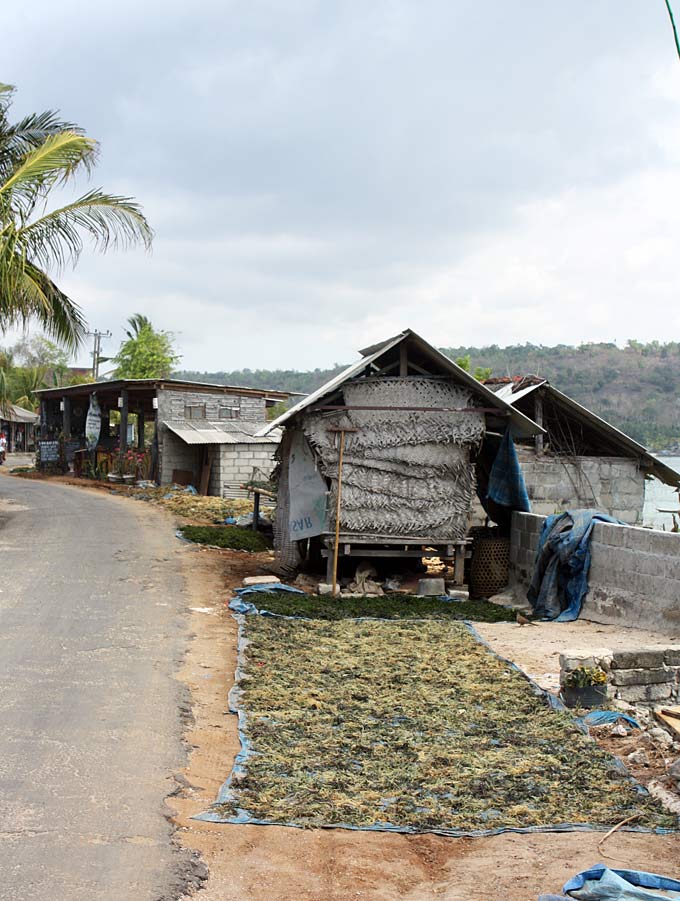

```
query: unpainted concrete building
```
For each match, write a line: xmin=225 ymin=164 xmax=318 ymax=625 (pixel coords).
xmin=35 ymin=378 xmax=291 ymax=497
xmin=483 ymin=377 xmax=680 ymax=525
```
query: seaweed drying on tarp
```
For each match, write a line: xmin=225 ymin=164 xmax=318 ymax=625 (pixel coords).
xmin=203 ymin=618 xmax=677 ymax=834
xmin=231 ymin=591 xmax=518 ymax=622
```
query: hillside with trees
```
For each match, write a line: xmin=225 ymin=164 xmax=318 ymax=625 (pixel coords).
xmin=175 ymin=340 xmax=680 ymax=450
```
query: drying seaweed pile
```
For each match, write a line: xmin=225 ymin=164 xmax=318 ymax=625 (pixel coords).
xmin=123 ymin=484 xmax=270 ymax=524
xmin=236 ymin=591 xmax=517 ymax=622
xmin=180 ymin=525 xmax=272 ymax=551
xmin=216 ymin=618 xmax=676 ymax=833
xmin=302 ymin=376 xmax=485 ymax=540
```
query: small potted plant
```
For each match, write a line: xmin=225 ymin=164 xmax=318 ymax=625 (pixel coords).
xmin=562 ymin=666 xmax=608 ymax=708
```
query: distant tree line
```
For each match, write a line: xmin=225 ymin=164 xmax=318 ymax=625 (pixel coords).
xmin=175 ymin=339 xmax=680 ymax=450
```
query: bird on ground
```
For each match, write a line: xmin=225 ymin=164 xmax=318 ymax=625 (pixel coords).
xmin=516 ymin=612 xmax=538 ymax=626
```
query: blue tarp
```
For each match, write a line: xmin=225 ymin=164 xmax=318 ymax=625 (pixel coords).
xmin=527 ymin=510 xmax=622 ymax=622
xmin=577 ymin=710 xmax=641 ymax=732
xmin=228 ymin=583 xmax=305 ymax=614
xmin=540 ymin=864 xmax=680 ymax=899
xmin=487 ymin=428 xmax=531 ymax=512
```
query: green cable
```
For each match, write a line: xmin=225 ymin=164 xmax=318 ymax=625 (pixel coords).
xmin=665 ymin=0 xmax=680 ymax=61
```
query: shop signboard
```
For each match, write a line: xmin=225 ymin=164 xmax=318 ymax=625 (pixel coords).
xmin=39 ymin=440 xmax=60 ymax=463
xmin=85 ymin=394 xmax=101 ymax=451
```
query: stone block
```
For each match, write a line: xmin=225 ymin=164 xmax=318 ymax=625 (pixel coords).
xmin=646 ymin=683 xmax=673 ymax=702
xmin=242 ymin=575 xmax=280 ymax=586
xmin=664 ymin=559 xmax=680 ymax=581
xmin=559 ymin=648 xmax=612 ymax=673
xmin=417 ymin=577 xmax=446 ymax=597
xmin=611 ymin=649 xmax=666 ymax=669
xmin=318 ymin=583 xmax=340 ymax=596
xmin=614 ymin=685 xmax=648 ymax=704
xmin=647 ymin=530 xmax=680 ymax=555
xmin=598 ymin=523 xmax=626 ymax=547
xmin=609 ymin=667 xmax=671 ymax=687
xmin=665 ymin=647 xmax=680 ymax=666
xmin=623 ymin=528 xmax=651 ymax=552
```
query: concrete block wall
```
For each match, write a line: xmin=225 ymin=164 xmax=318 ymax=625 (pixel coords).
xmin=472 ymin=454 xmax=645 ymax=527
xmin=510 ymin=511 xmax=680 ymax=633
xmin=218 ymin=444 xmax=277 ymax=499
xmin=518 ymin=453 xmax=645 ymax=525
xmin=158 ymin=431 xmax=200 ymax=485
xmin=157 ymin=388 xmax=266 ymax=423
xmin=560 ymin=646 xmax=680 ymax=706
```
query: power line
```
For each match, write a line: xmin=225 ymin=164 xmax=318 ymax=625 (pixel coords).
xmin=86 ymin=329 xmax=112 ymax=379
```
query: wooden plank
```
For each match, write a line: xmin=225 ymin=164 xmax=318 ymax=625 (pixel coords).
xmin=399 ymin=342 xmax=408 ymax=377
xmin=655 ymin=706 xmax=680 ymax=739
xmin=321 ymin=548 xmax=445 ymax=558
xmin=325 ymin=533 xmax=471 ymax=546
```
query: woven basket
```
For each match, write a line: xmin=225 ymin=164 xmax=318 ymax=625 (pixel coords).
xmin=469 ymin=535 xmax=510 ymax=599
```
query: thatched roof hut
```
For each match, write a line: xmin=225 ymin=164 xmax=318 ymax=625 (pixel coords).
xmin=260 ymin=329 xmax=542 ymax=576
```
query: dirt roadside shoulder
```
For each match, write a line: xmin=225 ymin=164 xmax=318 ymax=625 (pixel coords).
xmin=170 ymin=545 xmax=680 ymax=901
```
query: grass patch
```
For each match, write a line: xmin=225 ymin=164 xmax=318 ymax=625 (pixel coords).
xmin=216 ymin=618 xmax=675 ymax=833
xmin=179 ymin=524 xmax=272 ymax=552
xmin=241 ymin=591 xmax=517 ymax=622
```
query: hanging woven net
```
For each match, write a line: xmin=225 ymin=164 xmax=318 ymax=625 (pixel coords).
xmin=302 ymin=377 xmax=484 ymax=539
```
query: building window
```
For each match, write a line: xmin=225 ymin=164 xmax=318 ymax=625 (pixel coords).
xmin=219 ymin=406 xmax=241 ymax=420
xmin=184 ymin=404 xmax=206 ymax=420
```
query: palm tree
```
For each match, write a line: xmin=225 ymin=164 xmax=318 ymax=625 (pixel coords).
xmin=124 ymin=313 xmax=153 ymax=340
xmin=11 ymin=365 xmax=47 ymax=411
xmin=0 ymin=84 xmax=153 ymax=351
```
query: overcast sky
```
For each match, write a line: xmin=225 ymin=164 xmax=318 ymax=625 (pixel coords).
xmin=4 ymin=2 xmax=680 ymax=371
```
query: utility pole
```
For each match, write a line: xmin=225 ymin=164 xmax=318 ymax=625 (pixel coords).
xmin=86 ymin=330 xmax=112 ymax=379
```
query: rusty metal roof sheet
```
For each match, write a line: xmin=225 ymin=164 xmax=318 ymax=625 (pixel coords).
xmin=258 ymin=328 xmax=543 ymax=439
xmin=164 ymin=420 xmax=281 ymax=446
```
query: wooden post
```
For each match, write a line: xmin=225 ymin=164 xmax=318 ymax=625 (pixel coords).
xmin=328 ymin=427 xmax=358 ymax=597
xmin=252 ymin=490 xmax=261 ymax=531
xmin=137 ymin=410 xmax=145 ymax=449
xmin=62 ymin=396 xmax=71 ymax=439
xmin=119 ymin=389 xmax=129 ymax=453
xmin=40 ymin=400 xmax=47 ymax=439
xmin=454 ymin=544 xmax=466 ymax=586
xmin=399 ymin=342 xmax=408 ymax=377
xmin=534 ymin=394 xmax=544 ymax=455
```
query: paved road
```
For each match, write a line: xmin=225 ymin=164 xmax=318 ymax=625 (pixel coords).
xmin=0 ymin=475 xmax=200 ymax=900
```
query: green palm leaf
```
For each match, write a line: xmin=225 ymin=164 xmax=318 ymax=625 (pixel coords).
xmin=0 ymin=131 xmax=96 ymax=200
xmin=23 ymin=190 xmax=153 ymax=270
xmin=0 ymin=85 xmax=153 ymax=350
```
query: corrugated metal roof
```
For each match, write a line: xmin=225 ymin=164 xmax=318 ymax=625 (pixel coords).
xmin=489 ymin=380 xmax=680 ymax=489
xmin=489 ymin=381 xmax=547 ymax=404
xmin=1 ymin=404 xmax=39 ymax=424
xmin=164 ymin=420 xmax=281 ymax=446
xmin=258 ymin=329 xmax=543 ymax=439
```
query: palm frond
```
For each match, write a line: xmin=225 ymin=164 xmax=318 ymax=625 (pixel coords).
xmin=22 ymin=190 xmax=153 ymax=270
xmin=0 ymin=132 xmax=97 ymax=200
xmin=0 ymin=253 xmax=85 ymax=350
xmin=0 ymin=109 xmax=85 ymax=181
xmin=124 ymin=313 xmax=153 ymax=339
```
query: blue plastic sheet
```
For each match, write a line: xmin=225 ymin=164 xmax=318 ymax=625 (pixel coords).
xmin=527 ymin=510 xmax=623 ymax=621
xmin=577 ymin=711 xmax=641 ymax=732
xmin=562 ymin=864 xmax=680 ymax=899
xmin=228 ymin=583 xmax=305 ymax=615
xmin=487 ymin=428 xmax=531 ymax=512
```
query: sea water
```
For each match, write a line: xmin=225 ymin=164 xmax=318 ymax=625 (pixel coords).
xmin=643 ymin=456 xmax=680 ymax=530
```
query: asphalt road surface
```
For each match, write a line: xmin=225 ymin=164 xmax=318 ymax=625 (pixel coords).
xmin=0 ymin=475 xmax=201 ymax=900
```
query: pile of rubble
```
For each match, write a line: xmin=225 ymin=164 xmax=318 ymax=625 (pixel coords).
xmin=560 ymin=645 xmax=680 ymax=815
